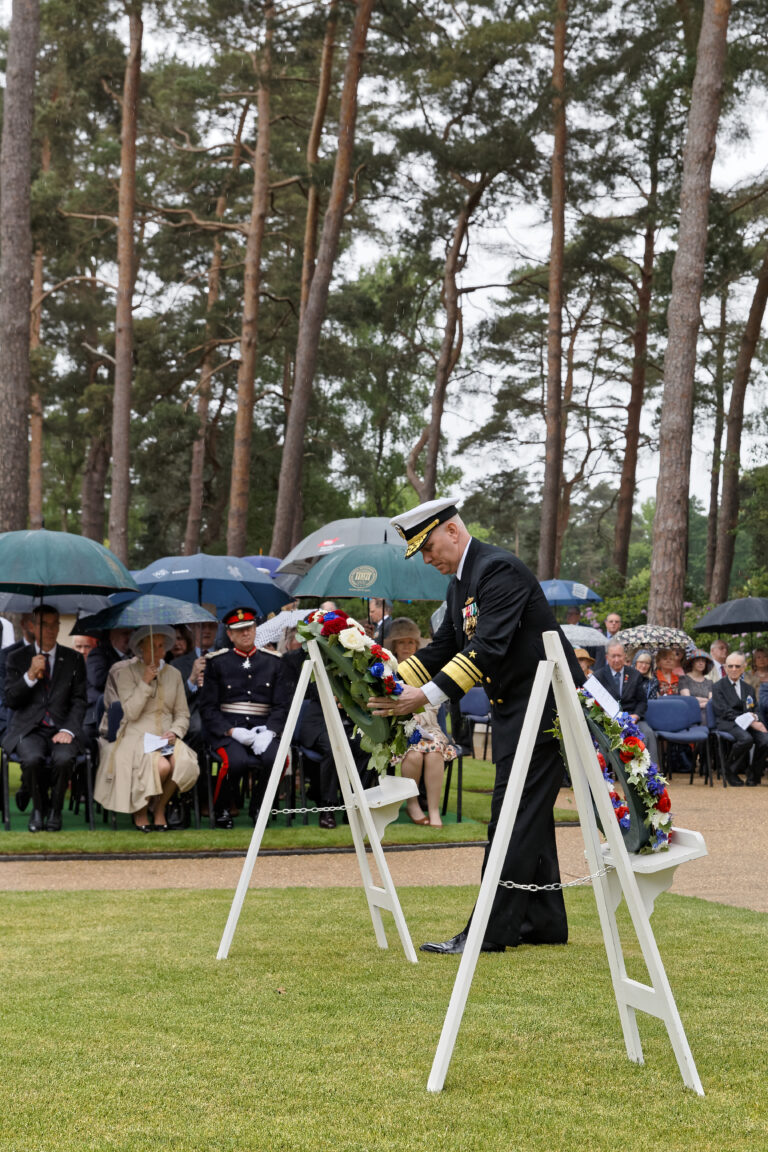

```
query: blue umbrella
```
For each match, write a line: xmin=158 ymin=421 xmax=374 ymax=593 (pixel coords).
xmin=72 ymin=593 xmax=218 ymax=634
xmin=244 ymin=555 xmax=282 ymax=576
xmin=540 ymin=579 xmax=602 ymax=607
xmin=132 ymin=553 xmax=290 ymax=618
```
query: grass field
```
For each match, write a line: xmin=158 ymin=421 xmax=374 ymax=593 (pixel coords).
xmin=0 ymin=884 xmax=765 ymax=1151
xmin=0 ymin=756 xmax=578 ymax=854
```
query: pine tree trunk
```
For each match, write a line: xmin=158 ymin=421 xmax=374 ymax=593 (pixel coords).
xmin=648 ymin=0 xmax=731 ymax=627
xmin=183 ymin=107 xmax=249 ymax=556
xmin=407 ymin=183 xmax=485 ymax=502
xmin=0 ymin=0 xmax=40 ymax=533
xmin=612 ymin=165 xmax=657 ymax=576
xmin=270 ymin=0 xmax=375 ymax=558
xmin=108 ymin=8 xmax=142 ymax=563
xmin=704 ymin=288 xmax=727 ymax=597
xmin=81 ymin=434 xmax=110 ymax=541
xmin=226 ymin=12 xmax=274 ymax=558
xmin=710 ymin=244 xmax=768 ymax=601
xmin=537 ymin=0 xmax=567 ymax=581
xmin=29 ymin=243 xmax=45 ymax=529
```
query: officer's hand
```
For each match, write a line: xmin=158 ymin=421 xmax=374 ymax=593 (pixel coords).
xmin=192 ymin=656 xmax=206 ymax=686
xmin=368 ymin=685 xmax=426 ymax=717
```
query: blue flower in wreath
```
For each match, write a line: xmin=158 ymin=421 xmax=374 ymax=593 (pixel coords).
xmin=369 ymin=661 xmax=386 ymax=679
xmin=619 ymin=813 xmax=631 ymax=830
xmin=391 ymin=681 xmax=404 ymax=696
xmin=408 ymin=728 xmax=423 ymax=745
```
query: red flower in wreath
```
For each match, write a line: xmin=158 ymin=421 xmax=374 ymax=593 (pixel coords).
xmin=597 ymin=752 xmax=606 ymax=769
xmin=383 ymin=676 xmax=397 ymax=695
xmin=321 ymin=616 xmax=348 ymax=636
xmin=370 ymin=644 xmax=387 ymax=659
xmin=657 ymin=789 xmax=671 ymax=813
xmin=615 ymin=805 xmax=629 ymax=820
xmin=619 ymin=735 xmax=644 ymax=762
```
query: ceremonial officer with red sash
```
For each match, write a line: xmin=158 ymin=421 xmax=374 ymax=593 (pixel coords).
xmin=199 ymin=607 xmax=292 ymax=827
xmin=369 ymin=499 xmax=583 ymax=954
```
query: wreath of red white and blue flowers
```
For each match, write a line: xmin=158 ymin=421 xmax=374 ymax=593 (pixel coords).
xmin=296 ymin=609 xmax=421 ymax=774
xmin=555 ymin=688 xmax=673 ymax=854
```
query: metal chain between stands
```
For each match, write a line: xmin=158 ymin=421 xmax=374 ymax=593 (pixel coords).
xmin=270 ymin=804 xmax=348 ymax=816
xmin=499 ymin=864 xmax=614 ymax=892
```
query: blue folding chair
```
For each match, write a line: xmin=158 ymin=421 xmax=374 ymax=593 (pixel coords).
xmin=646 ymin=696 xmax=710 ymax=784
xmin=459 ymin=687 xmax=492 ymax=760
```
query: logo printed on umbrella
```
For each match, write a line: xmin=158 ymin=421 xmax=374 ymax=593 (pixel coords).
xmin=227 ymin=565 xmax=244 ymax=579
xmin=571 ymin=583 xmax=588 ymax=600
xmin=348 ymin=565 xmax=378 ymax=591
xmin=152 ymin=568 xmax=169 ymax=577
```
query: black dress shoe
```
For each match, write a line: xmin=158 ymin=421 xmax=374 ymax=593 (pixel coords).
xmin=28 ymin=809 xmax=45 ymax=833
xmin=319 ymin=813 xmax=337 ymax=829
xmin=745 ymin=779 xmax=759 ymax=787
xmin=15 ymin=787 xmax=30 ymax=812
xmin=725 ymin=774 xmax=745 ymax=786
xmin=46 ymin=810 xmax=63 ymax=832
xmin=215 ymin=809 xmax=234 ymax=829
xmin=420 ymin=930 xmax=505 ymax=955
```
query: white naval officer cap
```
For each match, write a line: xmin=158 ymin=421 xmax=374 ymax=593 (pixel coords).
xmin=390 ymin=497 xmax=460 ymax=559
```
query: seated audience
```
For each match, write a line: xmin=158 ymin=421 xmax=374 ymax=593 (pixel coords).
xmin=711 ymin=651 xmax=768 ymax=786
xmin=631 ymin=650 xmax=659 ymax=700
xmin=654 ymin=647 xmax=680 ymax=696
xmin=679 ymin=649 xmax=713 ymax=714
xmin=169 ymin=625 xmax=194 ymax=661
xmin=747 ymin=648 xmax=768 ymax=725
xmin=199 ymin=607 xmax=292 ymax=828
xmin=94 ymin=625 xmax=199 ymax=830
xmin=72 ymin=634 xmax=98 ymax=660
xmin=593 ymin=640 xmax=659 ymax=766
xmin=573 ymin=647 xmax=594 ymax=678
xmin=388 ymin=617 xmax=456 ymax=827
xmin=85 ymin=627 xmax=134 ymax=728
xmin=0 ymin=612 xmax=37 ymax=747
xmin=3 ymin=605 xmax=87 ymax=832
xmin=706 ymin=639 xmax=728 ymax=682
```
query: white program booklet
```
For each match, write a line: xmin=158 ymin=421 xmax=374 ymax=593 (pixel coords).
xmin=144 ymin=732 xmax=172 ymax=754
xmin=583 ymin=674 xmax=621 ymax=719
xmin=735 ymin=712 xmax=756 ymax=730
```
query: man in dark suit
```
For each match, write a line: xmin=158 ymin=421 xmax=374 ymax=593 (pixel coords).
xmin=0 ymin=613 xmax=36 ymax=744
xmin=711 ymin=651 xmax=768 ymax=786
xmin=592 ymin=641 xmax=660 ymax=765
xmin=85 ymin=627 xmax=134 ymax=728
xmin=372 ymin=498 xmax=584 ymax=954
xmin=4 ymin=605 xmax=87 ymax=831
xmin=370 ymin=599 xmax=392 ymax=644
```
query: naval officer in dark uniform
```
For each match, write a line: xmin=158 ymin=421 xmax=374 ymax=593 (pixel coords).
xmin=369 ymin=498 xmax=583 ymax=953
xmin=199 ymin=607 xmax=292 ymax=827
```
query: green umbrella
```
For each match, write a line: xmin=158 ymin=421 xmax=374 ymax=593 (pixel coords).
xmin=0 ymin=529 xmax=138 ymax=596
xmin=73 ymin=593 xmax=217 ymax=634
xmin=293 ymin=543 xmax=450 ymax=601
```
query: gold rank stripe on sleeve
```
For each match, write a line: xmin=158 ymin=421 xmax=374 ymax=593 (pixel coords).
xmin=397 ymin=655 xmax=430 ymax=687
xmin=441 ymin=653 xmax=483 ymax=693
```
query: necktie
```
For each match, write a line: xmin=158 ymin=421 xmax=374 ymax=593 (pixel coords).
xmin=614 ymin=671 xmax=622 ymax=697
xmin=42 ymin=652 xmax=54 ymax=726
xmin=720 ymin=665 xmax=725 ymax=677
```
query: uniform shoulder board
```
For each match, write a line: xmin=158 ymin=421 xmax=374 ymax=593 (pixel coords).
xmin=257 ymin=646 xmax=281 ymax=657
xmin=205 ymin=648 xmax=229 ymax=658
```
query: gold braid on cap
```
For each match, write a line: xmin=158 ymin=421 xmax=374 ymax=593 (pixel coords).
xmin=403 ymin=517 xmax=441 ymax=558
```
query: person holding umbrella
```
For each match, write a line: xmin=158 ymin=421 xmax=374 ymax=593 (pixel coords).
xmin=94 ymin=626 xmax=199 ymax=830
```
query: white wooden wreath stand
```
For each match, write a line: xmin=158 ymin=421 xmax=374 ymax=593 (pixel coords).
xmin=427 ymin=630 xmax=707 ymax=1095
xmin=216 ymin=638 xmax=419 ymax=963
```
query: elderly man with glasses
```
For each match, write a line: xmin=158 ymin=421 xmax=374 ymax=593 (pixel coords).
xmin=711 ymin=652 xmax=768 ymax=786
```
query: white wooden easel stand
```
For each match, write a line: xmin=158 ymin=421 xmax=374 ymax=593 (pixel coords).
xmin=217 ymin=638 xmax=419 ymax=964
xmin=427 ymin=630 xmax=707 ymax=1096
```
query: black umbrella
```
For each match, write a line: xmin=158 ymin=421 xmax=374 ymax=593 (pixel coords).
xmin=694 ymin=597 xmax=768 ymax=633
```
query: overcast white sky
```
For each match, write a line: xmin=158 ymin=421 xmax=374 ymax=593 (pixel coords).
xmin=2 ymin=6 xmax=767 ymax=514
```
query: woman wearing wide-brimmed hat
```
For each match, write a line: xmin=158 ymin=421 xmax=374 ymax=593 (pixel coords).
xmin=94 ymin=625 xmax=199 ymax=830
xmin=387 ymin=617 xmax=456 ymax=827
xmin=573 ymin=648 xmax=594 ymax=678
xmin=679 ymin=648 xmax=714 ymax=715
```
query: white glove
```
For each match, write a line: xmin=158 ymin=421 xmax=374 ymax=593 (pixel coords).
xmin=250 ymin=729 xmax=275 ymax=756
xmin=231 ymin=727 xmax=253 ymax=746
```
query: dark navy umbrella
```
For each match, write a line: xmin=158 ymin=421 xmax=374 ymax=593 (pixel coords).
xmin=539 ymin=579 xmax=602 ymax=607
xmin=133 ymin=553 xmax=290 ymax=618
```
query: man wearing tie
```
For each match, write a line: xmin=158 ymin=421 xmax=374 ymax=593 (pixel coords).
xmin=711 ymin=652 xmax=768 ymax=785
xmin=4 ymin=605 xmax=87 ymax=831
xmin=592 ymin=641 xmax=660 ymax=766
xmin=706 ymin=639 xmax=729 ymax=682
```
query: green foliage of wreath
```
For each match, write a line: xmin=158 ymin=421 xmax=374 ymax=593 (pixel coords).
xmin=587 ymin=716 xmax=651 ymax=854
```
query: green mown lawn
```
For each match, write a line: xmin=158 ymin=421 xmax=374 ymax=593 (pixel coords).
xmin=0 ymin=756 xmax=577 ymax=855
xmin=0 ymin=885 xmax=764 ymax=1151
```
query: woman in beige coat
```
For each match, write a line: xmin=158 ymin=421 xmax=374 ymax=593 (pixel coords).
xmin=94 ymin=625 xmax=199 ymax=830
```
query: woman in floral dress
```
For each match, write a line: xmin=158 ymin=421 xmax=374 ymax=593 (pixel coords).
xmin=388 ymin=617 xmax=456 ymax=827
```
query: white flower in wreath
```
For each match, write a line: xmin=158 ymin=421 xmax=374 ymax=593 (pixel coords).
xmin=637 ymin=748 xmax=651 ymax=772
xmin=339 ymin=626 xmax=366 ymax=652
xmin=402 ymin=716 xmax=421 ymax=737
xmin=649 ymin=808 xmax=670 ymax=829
